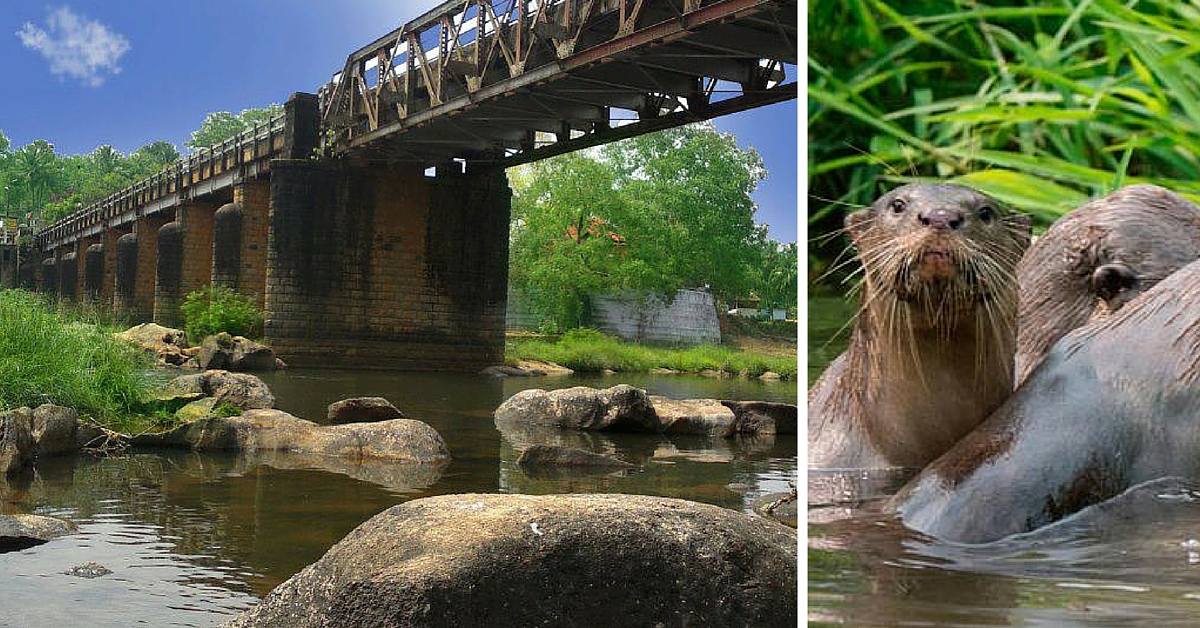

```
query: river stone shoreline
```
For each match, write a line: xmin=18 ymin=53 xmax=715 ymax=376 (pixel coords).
xmin=225 ymin=493 xmax=797 ymax=628
xmin=115 ymin=324 xmax=283 ymax=372
xmin=1 ymin=405 xmax=119 ymax=475
xmin=131 ymin=409 xmax=450 ymax=463
xmin=494 ymin=385 xmax=796 ymax=437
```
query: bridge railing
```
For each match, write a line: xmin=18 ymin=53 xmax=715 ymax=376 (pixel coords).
xmin=317 ymin=0 xmax=794 ymax=164
xmin=37 ymin=114 xmax=286 ymax=248
xmin=319 ymin=0 xmax=650 ymax=149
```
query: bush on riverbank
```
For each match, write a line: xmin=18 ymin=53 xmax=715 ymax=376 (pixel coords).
xmin=0 ymin=289 xmax=152 ymax=428
xmin=507 ymin=328 xmax=796 ymax=379
xmin=181 ymin=284 xmax=263 ymax=344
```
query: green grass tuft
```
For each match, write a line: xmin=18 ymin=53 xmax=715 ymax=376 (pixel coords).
xmin=181 ymin=284 xmax=264 ymax=345
xmin=0 ymin=289 xmax=155 ymax=431
xmin=507 ymin=327 xmax=796 ymax=379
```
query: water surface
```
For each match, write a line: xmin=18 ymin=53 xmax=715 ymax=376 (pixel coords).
xmin=2 ymin=370 xmax=797 ymax=627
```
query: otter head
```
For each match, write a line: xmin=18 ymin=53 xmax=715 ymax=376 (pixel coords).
xmin=847 ymin=183 xmax=1032 ymax=331
xmin=1016 ymin=184 xmax=1200 ymax=384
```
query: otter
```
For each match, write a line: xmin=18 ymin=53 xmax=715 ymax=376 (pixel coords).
xmin=809 ymin=183 xmax=1031 ymax=469
xmin=1015 ymin=184 xmax=1200 ymax=385
xmin=889 ymin=256 xmax=1200 ymax=543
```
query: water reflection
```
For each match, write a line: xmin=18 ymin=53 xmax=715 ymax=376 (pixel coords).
xmin=2 ymin=370 xmax=796 ymax=627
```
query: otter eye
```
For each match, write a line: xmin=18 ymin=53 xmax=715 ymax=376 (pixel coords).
xmin=977 ymin=205 xmax=995 ymax=223
xmin=889 ymin=199 xmax=907 ymax=214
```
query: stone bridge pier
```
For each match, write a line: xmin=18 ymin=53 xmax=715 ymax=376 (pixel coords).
xmin=264 ymin=161 xmax=510 ymax=371
xmin=30 ymin=92 xmax=512 ymax=371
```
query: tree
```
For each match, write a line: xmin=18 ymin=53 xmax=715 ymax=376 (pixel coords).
xmin=12 ymin=140 xmax=59 ymax=211
xmin=0 ymin=104 xmax=272 ymax=221
xmin=129 ymin=140 xmax=180 ymax=177
xmin=509 ymin=122 xmax=767 ymax=331
xmin=185 ymin=104 xmax=282 ymax=149
xmin=755 ymin=240 xmax=798 ymax=315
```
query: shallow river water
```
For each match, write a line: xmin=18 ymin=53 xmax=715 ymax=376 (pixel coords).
xmin=0 ymin=369 xmax=797 ymax=627
xmin=808 ymin=289 xmax=1200 ymax=627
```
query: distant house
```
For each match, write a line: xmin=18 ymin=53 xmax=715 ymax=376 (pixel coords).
xmin=727 ymin=295 xmax=788 ymax=321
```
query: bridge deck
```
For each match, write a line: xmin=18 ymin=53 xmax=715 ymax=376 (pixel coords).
xmin=320 ymin=0 xmax=797 ymax=166
xmin=37 ymin=116 xmax=285 ymax=249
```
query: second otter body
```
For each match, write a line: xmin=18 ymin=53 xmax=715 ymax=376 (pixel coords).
xmin=1015 ymin=184 xmax=1200 ymax=385
xmin=809 ymin=184 xmax=1031 ymax=469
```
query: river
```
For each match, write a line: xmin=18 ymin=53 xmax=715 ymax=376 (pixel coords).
xmin=808 ymin=289 xmax=1200 ymax=627
xmin=0 ymin=369 xmax=797 ymax=627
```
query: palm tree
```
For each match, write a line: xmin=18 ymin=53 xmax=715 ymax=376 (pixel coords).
xmin=14 ymin=140 xmax=58 ymax=212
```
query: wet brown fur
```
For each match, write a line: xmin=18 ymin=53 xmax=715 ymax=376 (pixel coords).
xmin=1015 ymin=184 xmax=1200 ymax=385
xmin=809 ymin=183 xmax=1031 ymax=468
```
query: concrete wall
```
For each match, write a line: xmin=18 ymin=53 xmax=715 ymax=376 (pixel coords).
xmin=264 ymin=160 xmax=510 ymax=371
xmin=591 ymin=289 xmax=721 ymax=345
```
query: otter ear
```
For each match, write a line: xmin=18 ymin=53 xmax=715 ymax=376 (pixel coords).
xmin=1008 ymin=212 xmax=1033 ymax=248
xmin=845 ymin=209 xmax=872 ymax=246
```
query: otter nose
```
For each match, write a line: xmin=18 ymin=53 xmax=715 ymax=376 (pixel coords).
xmin=919 ymin=207 xmax=964 ymax=231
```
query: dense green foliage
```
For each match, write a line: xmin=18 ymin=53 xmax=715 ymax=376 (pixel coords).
xmin=507 ymin=328 xmax=796 ymax=379
xmin=509 ymin=123 xmax=794 ymax=332
xmin=0 ymin=105 xmax=279 ymax=224
xmin=0 ymin=136 xmax=179 ymax=223
xmin=180 ymin=285 xmax=264 ymax=344
xmin=809 ymin=0 xmax=1200 ymax=275
xmin=185 ymin=104 xmax=282 ymax=149
xmin=0 ymin=289 xmax=151 ymax=426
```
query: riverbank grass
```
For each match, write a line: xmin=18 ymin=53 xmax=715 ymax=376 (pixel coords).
xmin=0 ymin=289 xmax=159 ymax=432
xmin=507 ymin=328 xmax=796 ymax=379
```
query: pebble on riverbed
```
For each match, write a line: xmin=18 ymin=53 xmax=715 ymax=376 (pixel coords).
xmin=63 ymin=562 xmax=113 ymax=579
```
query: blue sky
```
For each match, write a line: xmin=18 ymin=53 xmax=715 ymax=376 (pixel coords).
xmin=0 ymin=1 xmax=797 ymax=242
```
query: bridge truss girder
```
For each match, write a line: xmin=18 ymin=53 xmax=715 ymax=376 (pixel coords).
xmin=319 ymin=0 xmax=797 ymax=168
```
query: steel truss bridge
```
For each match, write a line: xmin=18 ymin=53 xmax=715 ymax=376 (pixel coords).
xmin=37 ymin=0 xmax=795 ymax=246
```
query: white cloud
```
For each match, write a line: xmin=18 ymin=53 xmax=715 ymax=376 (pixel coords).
xmin=16 ymin=6 xmax=131 ymax=87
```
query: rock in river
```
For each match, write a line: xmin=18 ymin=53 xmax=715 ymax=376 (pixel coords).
xmin=1 ymin=514 xmax=76 ymax=553
xmin=132 ymin=409 xmax=449 ymax=464
xmin=0 ymin=408 xmax=33 ymax=475
xmin=165 ymin=370 xmax=275 ymax=410
xmin=721 ymin=401 xmax=797 ymax=436
xmin=326 ymin=397 xmax=404 ymax=424
xmin=225 ymin=493 xmax=797 ymax=628
xmin=493 ymin=384 xmax=659 ymax=432
xmin=114 ymin=322 xmax=191 ymax=367
xmin=650 ymin=396 xmax=735 ymax=436
xmin=197 ymin=332 xmax=278 ymax=372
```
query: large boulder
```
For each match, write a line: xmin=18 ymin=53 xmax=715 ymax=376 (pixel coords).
xmin=114 ymin=323 xmax=190 ymax=367
xmin=131 ymin=409 xmax=450 ymax=464
xmin=197 ymin=333 xmax=278 ymax=372
xmin=493 ymin=385 xmax=659 ymax=432
xmin=165 ymin=370 xmax=275 ymax=410
xmin=225 ymin=493 xmax=797 ymax=628
xmin=0 ymin=514 xmax=76 ymax=553
xmin=650 ymin=396 xmax=736 ymax=436
xmin=31 ymin=404 xmax=85 ymax=457
xmin=720 ymin=401 xmax=797 ymax=436
xmin=326 ymin=397 xmax=404 ymax=424
xmin=0 ymin=408 xmax=33 ymax=475
xmin=0 ymin=405 xmax=115 ymax=461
